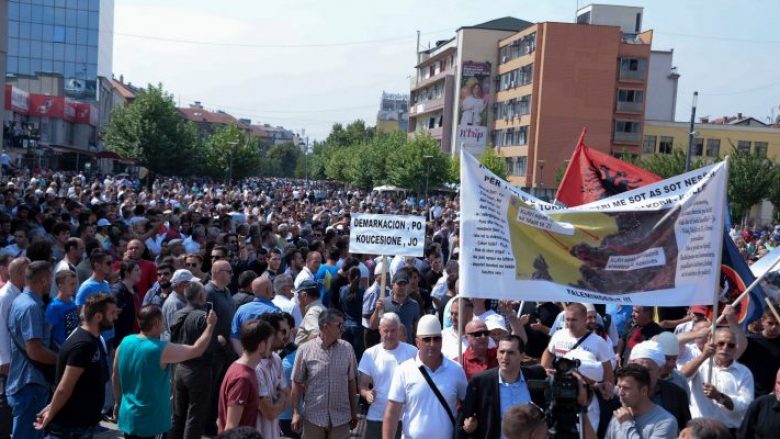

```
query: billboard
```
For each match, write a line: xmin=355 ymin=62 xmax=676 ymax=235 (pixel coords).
xmin=4 ymin=85 xmax=29 ymax=115
xmin=29 ymin=95 xmax=65 ymax=118
xmin=457 ymin=61 xmax=492 ymax=155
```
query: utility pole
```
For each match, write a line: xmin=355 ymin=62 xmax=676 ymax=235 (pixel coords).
xmin=685 ymin=91 xmax=698 ymax=172
xmin=304 ymin=135 xmax=309 ymax=192
xmin=424 ymin=155 xmax=433 ymax=217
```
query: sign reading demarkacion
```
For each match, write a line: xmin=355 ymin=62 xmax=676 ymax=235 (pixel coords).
xmin=349 ymin=213 xmax=426 ymax=257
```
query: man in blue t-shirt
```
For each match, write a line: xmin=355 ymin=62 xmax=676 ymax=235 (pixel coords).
xmin=315 ymin=248 xmax=339 ymax=307
xmin=230 ymin=276 xmax=279 ymax=354
xmin=45 ymin=270 xmax=80 ymax=350
xmin=75 ymin=250 xmax=112 ymax=341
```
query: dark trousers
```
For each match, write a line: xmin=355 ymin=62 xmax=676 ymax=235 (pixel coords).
xmin=0 ymin=374 xmax=11 ymax=439
xmin=170 ymin=365 xmax=212 ymax=439
xmin=44 ymin=423 xmax=95 ymax=439
xmin=205 ymin=353 xmax=232 ymax=436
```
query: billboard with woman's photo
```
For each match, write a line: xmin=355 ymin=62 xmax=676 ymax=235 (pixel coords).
xmin=457 ymin=61 xmax=491 ymax=155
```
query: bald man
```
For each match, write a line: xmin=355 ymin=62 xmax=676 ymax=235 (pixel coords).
xmin=461 ymin=319 xmax=498 ymax=379
xmin=230 ymin=276 xmax=280 ymax=355
xmin=114 ymin=239 xmax=157 ymax=305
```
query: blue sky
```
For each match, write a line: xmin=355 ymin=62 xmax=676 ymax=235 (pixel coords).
xmin=113 ymin=0 xmax=780 ymax=141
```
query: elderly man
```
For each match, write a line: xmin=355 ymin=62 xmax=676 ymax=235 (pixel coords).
xmin=457 ymin=334 xmax=546 ymax=439
xmin=162 ymin=269 xmax=196 ymax=340
xmin=384 ymin=315 xmax=468 ymax=439
xmin=627 ymin=341 xmax=691 ymax=432
xmin=460 ymin=319 xmax=498 ymax=380
xmin=295 ymin=280 xmax=325 ymax=345
xmin=358 ymin=312 xmax=418 ymax=439
xmin=271 ymin=273 xmax=303 ymax=327
xmin=291 ymin=309 xmax=358 ymax=439
xmin=230 ymin=276 xmax=280 ymax=355
xmin=680 ymin=327 xmax=754 ymax=432
xmin=737 ymin=366 xmax=780 ymax=439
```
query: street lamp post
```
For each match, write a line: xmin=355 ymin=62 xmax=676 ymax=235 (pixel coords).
xmin=423 ymin=155 xmax=433 ymax=216
xmin=685 ymin=91 xmax=699 ymax=172
xmin=537 ymin=159 xmax=546 ymax=198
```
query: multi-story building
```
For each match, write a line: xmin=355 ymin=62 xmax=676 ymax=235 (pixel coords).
xmin=5 ymin=0 xmax=114 ymax=101
xmin=376 ymin=91 xmax=408 ymax=133
xmin=494 ymin=4 xmax=653 ymax=190
xmin=409 ymin=17 xmax=533 ymax=154
xmin=178 ymin=101 xmax=251 ymax=138
xmin=1 ymin=0 xmax=8 ymax=151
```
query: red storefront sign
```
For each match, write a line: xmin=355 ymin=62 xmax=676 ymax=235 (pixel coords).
xmin=28 ymin=94 xmax=65 ymax=118
xmin=4 ymin=85 xmax=29 ymax=114
xmin=74 ymin=102 xmax=98 ymax=126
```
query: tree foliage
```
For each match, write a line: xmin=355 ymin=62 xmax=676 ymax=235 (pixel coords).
xmin=104 ymin=84 xmax=200 ymax=176
xmin=386 ymin=135 xmax=450 ymax=194
xmin=633 ymin=148 xmax=707 ymax=179
xmin=479 ymin=148 xmax=508 ymax=181
xmin=201 ymin=123 xmax=262 ymax=181
xmin=728 ymin=147 xmax=774 ymax=223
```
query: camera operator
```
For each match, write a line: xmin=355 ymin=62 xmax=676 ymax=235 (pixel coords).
xmin=605 ymin=364 xmax=677 ymax=439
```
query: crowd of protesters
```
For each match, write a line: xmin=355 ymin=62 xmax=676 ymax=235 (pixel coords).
xmin=0 ymin=168 xmax=777 ymax=439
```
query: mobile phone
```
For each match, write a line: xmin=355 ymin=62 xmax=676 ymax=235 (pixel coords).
xmin=205 ymin=302 xmax=214 ymax=314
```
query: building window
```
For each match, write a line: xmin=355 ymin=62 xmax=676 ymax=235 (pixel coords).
xmin=614 ymin=120 xmax=641 ymax=134
xmin=619 ymin=58 xmax=647 ymax=80
xmin=737 ymin=140 xmax=751 ymax=154
xmin=500 ymin=33 xmax=536 ymax=64
xmin=754 ymin=141 xmax=768 ymax=157
xmin=577 ymin=11 xmax=591 ymax=24
xmin=506 ymin=156 xmax=528 ymax=177
xmin=658 ymin=136 xmax=673 ymax=154
xmin=692 ymin=138 xmax=704 ymax=156
xmin=642 ymin=135 xmax=656 ymax=154
xmin=495 ymin=126 xmax=529 ymax=147
xmin=617 ymin=89 xmax=644 ymax=103
xmin=706 ymin=139 xmax=720 ymax=158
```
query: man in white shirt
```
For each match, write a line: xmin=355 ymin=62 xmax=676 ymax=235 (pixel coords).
xmin=271 ymin=273 xmax=302 ymax=328
xmin=542 ymin=303 xmax=614 ymax=387
xmin=680 ymin=327 xmax=754 ymax=430
xmin=293 ymin=251 xmax=321 ymax=289
xmin=0 ymin=257 xmax=29 ymax=375
xmin=384 ymin=315 xmax=467 ymax=439
xmin=358 ymin=312 xmax=417 ymax=439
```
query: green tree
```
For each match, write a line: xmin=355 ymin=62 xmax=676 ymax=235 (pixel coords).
xmin=636 ymin=148 xmax=707 ymax=178
xmin=202 ymin=123 xmax=262 ymax=181
xmin=767 ymin=165 xmax=780 ymax=221
xmin=728 ymin=147 xmax=774 ymax=224
xmin=265 ymin=143 xmax=302 ymax=178
xmin=449 ymin=154 xmax=461 ymax=184
xmin=104 ymin=84 xmax=200 ymax=176
xmin=386 ymin=134 xmax=450 ymax=194
xmin=478 ymin=148 xmax=508 ymax=180
xmin=324 ymin=146 xmax=353 ymax=182
xmin=344 ymin=131 xmax=405 ymax=189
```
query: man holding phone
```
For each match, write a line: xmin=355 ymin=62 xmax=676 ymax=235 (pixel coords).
xmin=169 ymin=282 xmax=216 ymax=439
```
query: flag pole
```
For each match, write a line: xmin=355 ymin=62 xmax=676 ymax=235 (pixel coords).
xmin=764 ymin=297 xmax=780 ymax=322
xmin=713 ymin=253 xmax=780 ymax=325
xmin=708 ymin=155 xmax=729 ymax=384
xmin=554 ymin=128 xmax=588 ymax=205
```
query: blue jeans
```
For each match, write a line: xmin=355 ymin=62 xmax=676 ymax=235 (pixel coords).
xmin=7 ymin=383 xmax=49 ymax=439
xmin=45 ymin=423 xmax=94 ymax=439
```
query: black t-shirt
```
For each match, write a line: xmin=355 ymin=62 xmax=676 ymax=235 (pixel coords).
xmin=52 ymin=327 xmax=107 ymax=428
xmin=739 ymin=334 xmax=780 ymax=396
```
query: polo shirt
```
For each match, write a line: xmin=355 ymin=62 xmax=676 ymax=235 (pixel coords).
xmin=0 ymin=281 xmax=23 ymax=366
xmin=230 ymin=297 xmax=280 ymax=339
xmin=461 ymin=347 xmax=498 ymax=380
xmin=387 ymin=354 xmax=468 ymax=439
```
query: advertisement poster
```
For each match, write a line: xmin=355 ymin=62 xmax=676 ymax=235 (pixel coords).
xmin=459 ymin=151 xmax=728 ymax=305
xmin=457 ymin=61 xmax=491 ymax=155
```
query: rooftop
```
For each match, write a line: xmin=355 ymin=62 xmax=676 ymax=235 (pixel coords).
xmin=178 ymin=107 xmax=242 ymax=126
xmin=460 ymin=16 xmax=534 ymax=33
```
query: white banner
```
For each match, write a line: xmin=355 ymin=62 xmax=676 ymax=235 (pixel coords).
xmin=349 ymin=213 xmax=426 ymax=257
xmin=459 ymin=151 xmax=728 ymax=305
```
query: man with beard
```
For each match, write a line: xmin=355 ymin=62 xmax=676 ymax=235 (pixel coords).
xmin=33 ymin=294 xmax=119 ymax=437
xmin=739 ymin=307 xmax=780 ymax=397
xmin=142 ymin=263 xmax=174 ymax=307
xmin=737 ymin=367 xmax=780 ymax=439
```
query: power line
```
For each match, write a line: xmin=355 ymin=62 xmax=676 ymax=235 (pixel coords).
xmin=114 ymin=27 xmax=454 ymax=48
xmin=655 ymin=31 xmax=780 ymax=44
xmin=692 ymin=79 xmax=780 ymax=97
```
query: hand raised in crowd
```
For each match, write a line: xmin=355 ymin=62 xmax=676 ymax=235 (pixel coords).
xmin=206 ymin=310 xmax=217 ymax=327
xmin=701 ymin=341 xmax=716 ymax=358
xmin=374 ymin=298 xmax=385 ymax=312
xmin=518 ymin=313 xmax=531 ymax=326
xmin=722 ymin=304 xmax=737 ymax=323
xmin=702 ymin=383 xmax=722 ymax=400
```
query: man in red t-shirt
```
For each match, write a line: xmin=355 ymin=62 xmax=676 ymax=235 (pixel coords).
xmin=460 ymin=319 xmax=498 ymax=380
xmin=218 ymin=319 xmax=274 ymax=433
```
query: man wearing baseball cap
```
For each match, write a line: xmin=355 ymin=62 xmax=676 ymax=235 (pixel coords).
xmin=162 ymin=269 xmax=196 ymax=340
xmin=372 ymin=270 xmax=420 ymax=341
xmin=295 ymin=280 xmax=325 ymax=345
xmin=384 ymin=315 xmax=467 ymax=439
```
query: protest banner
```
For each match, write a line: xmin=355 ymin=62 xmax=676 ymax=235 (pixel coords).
xmin=349 ymin=213 xmax=426 ymax=300
xmin=459 ymin=150 xmax=728 ymax=306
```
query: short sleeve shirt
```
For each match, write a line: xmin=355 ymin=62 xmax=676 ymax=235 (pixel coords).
xmin=547 ymin=329 xmax=614 ymax=364
xmin=218 ymin=362 xmax=260 ymax=433
xmin=358 ymin=342 xmax=418 ymax=421
xmin=52 ymin=327 xmax=107 ymax=428
xmin=45 ymin=298 xmax=80 ymax=349
xmin=7 ymin=290 xmax=52 ymax=394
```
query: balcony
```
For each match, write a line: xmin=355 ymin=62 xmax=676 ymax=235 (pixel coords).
xmin=412 ymin=71 xmax=452 ymax=91
xmin=616 ymin=100 xmax=643 ymax=113
xmin=409 ymin=97 xmax=444 ymax=116
xmin=618 ymin=69 xmax=646 ymax=81
xmin=613 ymin=131 xmax=642 ymax=144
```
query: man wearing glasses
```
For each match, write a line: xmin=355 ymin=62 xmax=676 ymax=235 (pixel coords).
xmin=459 ymin=319 xmax=498 ymax=380
xmin=141 ymin=263 xmax=174 ymax=307
xmin=384 ymin=314 xmax=467 ymax=439
xmin=680 ymin=327 xmax=754 ymax=433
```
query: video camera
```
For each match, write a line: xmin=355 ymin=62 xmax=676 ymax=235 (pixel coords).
xmin=527 ymin=357 xmax=584 ymax=439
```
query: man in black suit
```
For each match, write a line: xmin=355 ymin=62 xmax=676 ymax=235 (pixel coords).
xmin=457 ymin=334 xmax=546 ymax=439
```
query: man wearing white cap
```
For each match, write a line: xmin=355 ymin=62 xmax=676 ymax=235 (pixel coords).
xmin=162 ymin=269 xmax=196 ymax=340
xmin=384 ymin=314 xmax=467 ymax=439
xmin=652 ymin=332 xmax=689 ymax=397
xmin=627 ymin=341 xmax=690 ymax=432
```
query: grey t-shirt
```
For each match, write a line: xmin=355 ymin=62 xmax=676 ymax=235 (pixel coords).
xmin=605 ymin=403 xmax=677 ymax=439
